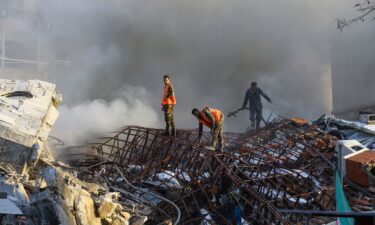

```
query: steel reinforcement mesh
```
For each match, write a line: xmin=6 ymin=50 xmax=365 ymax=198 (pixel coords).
xmin=77 ymin=119 xmax=341 ymax=225
xmin=59 ymin=118 xmax=375 ymax=224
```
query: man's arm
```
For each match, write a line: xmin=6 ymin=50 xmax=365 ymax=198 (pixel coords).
xmin=203 ymin=108 xmax=215 ymax=130
xmin=165 ymin=85 xmax=174 ymax=98
xmin=260 ymin=89 xmax=271 ymax=103
xmin=198 ymin=123 xmax=203 ymax=139
xmin=242 ymin=90 xmax=249 ymax=108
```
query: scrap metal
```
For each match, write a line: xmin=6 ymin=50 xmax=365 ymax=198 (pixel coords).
xmin=1 ymin=79 xmax=374 ymax=225
xmin=59 ymin=118 xmax=375 ymax=224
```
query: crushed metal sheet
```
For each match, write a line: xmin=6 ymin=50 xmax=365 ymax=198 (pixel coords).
xmin=0 ymin=198 xmax=23 ymax=215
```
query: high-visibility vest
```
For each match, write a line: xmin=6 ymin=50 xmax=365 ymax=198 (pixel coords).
xmin=198 ymin=107 xmax=223 ymax=128
xmin=161 ymin=84 xmax=176 ymax=105
xmin=199 ymin=111 xmax=212 ymax=128
xmin=210 ymin=108 xmax=223 ymax=123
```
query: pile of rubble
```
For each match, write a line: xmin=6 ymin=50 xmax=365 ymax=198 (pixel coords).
xmin=0 ymin=80 xmax=153 ymax=225
xmin=59 ymin=119 xmax=374 ymax=224
xmin=1 ymin=79 xmax=374 ymax=225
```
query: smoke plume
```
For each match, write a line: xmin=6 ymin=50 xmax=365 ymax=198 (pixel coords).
xmin=51 ymin=86 xmax=161 ymax=146
xmin=43 ymin=0 xmax=375 ymax=145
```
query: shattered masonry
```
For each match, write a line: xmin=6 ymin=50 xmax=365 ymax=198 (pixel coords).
xmin=61 ymin=119 xmax=375 ymax=224
xmin=0 ymin=79 xmax=374 ymax=225
xmin=0 ymin=80 xmax=146 ymax=225
xmin=0 ymin=80 xmax=60 ymax=173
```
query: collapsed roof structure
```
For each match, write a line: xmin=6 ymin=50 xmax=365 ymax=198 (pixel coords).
xmin=0 ymin=79 xmax=374 ymax=225
xmin=61 ymin=119 xmax=375 ymax=224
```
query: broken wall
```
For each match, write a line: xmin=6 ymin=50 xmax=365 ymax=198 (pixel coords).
xmin=0 ymin=79 xmax=61 ymax=171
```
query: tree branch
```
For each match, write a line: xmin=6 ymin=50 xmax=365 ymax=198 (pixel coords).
xmin=337 ymin=0 xmax=375 ymax=30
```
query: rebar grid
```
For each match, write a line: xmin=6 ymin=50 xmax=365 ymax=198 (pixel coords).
xmin=63 ymin=119 xmax=373 ymax=224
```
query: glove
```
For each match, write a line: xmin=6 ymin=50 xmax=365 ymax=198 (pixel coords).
xmin=161 ymin=106 xmax=164 ymax=111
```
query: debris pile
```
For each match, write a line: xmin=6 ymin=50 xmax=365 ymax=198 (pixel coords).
xmin=1 ymin=79 xmax=374 ymax=225
xmin=0 ymin=80 xmax=153 ymax=225
xmin=59 ymin=119 xmax=375 ymax=224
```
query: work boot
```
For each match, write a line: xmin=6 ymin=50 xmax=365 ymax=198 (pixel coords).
xmin=250 ymin=121 xmax=255 ymax=129
xmin=256 ymin=120 xmax=261 ymax=129
xmin=205 ymin=146 xmax=215 ymax=151
xmin=171 ymin=126 xmax=176 ymax=137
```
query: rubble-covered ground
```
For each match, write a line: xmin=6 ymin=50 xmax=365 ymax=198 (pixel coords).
xmin=0 ymin=79 xmax=374 ymax=225
xmin=57 ymin=118 xmax=375 ymax=224
xmin=0 ymin=80 xmax=152 ymax=225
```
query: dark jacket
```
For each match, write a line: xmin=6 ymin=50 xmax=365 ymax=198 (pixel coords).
xmin=242 ymin=87 xmax=271 ymax=111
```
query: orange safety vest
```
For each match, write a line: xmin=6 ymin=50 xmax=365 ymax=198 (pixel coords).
xmin=198 ymin=107 xmax=223 ymax=128
xmin=198 ymin=111 xmax=212 ymax=128
xmin=161 ymin=84 xmax=176 ymax=105
xmin=210 ymin=108 xmax=223 ymax=123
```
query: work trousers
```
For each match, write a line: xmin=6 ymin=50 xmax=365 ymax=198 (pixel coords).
xmin=212 ymin=116 xmax=224 ymax=152
xmin=163 ymin=104 xmax=175 ymax=134
xmin=250 ymin=108 xmax=262 ymax=128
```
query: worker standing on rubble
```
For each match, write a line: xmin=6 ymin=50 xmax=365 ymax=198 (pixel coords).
xmin=161 ymin=75 xmax=176 ymax=136
xmin=192 ymin=106 xmax=224 ymax=152
xmin=242 ymin=82 xmax=271 ymax=129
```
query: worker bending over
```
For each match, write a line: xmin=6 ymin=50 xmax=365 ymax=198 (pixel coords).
xmin=192 ymin=107 xmax=224 ymax=152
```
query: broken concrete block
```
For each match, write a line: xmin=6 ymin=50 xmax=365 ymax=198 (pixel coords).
xmin=0 ymin=177 xmax=29 ymax=206
xmin=80 ymin=181 xmax=103 ymax=195
xmin=104 ymin=192 xmax=120 ymax=201
xmin=119 ymin=211 xmax=131 ymax=220
xmin=98 ymin=201 xmax=119 ymax=219
xmin=104 ymin=217 xmax=113 ymax=224
xmin=0 ymin=79 xmax=60 ymax=145
xmin=54 ymin=167 xmax=104 ymax=225
xmin=112 ymin=217 xmax=129 ymax=225
xmin=0 ymin=80 xmax=61 ymax=173
xmin=52 ymin=92 xmax=63 ymax=107
xmin=29 ymin=190 xmax=63 ymax=224
xmin=74 ymin=189 xmax=101 ymax=225
xmin=129 ymin=216 xmax=148 ymax=225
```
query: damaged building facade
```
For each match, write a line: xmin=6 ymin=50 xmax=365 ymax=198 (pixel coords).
xmin=0 ymin=79 xmax=375 ymax=225
xmin=0 ymin=79 xmax=143 ymax=225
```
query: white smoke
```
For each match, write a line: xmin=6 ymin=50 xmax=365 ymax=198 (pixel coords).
xmin=51 ymin=86 xmax=162 ymax=146
xmin=44 ymin=0 xmax=375 ymax=141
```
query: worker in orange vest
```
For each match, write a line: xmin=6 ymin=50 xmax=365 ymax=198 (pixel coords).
xmin=161 ymin=75 xmax=176 ymax=136
xmin=192 ymin=106 xmax=224 ymax=152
